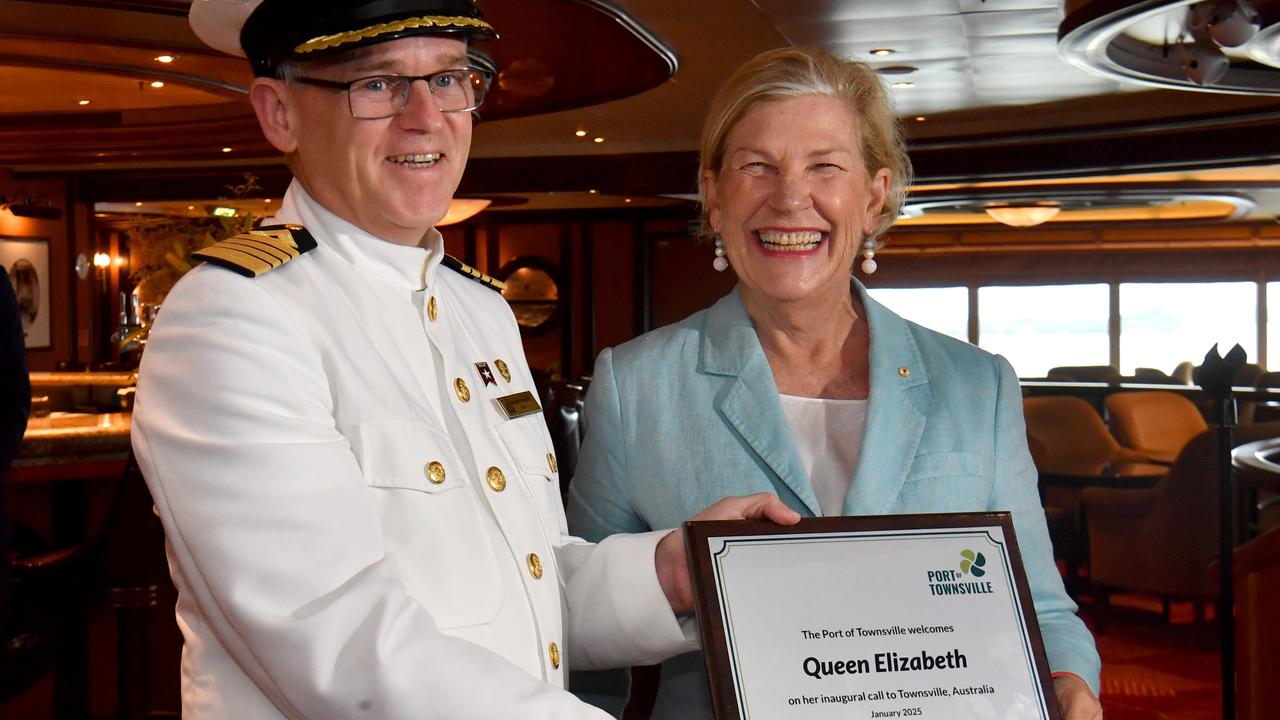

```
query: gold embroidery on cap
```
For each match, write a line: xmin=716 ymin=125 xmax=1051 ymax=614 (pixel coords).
xmin=295 ymin=16 xmax=496 ymax=55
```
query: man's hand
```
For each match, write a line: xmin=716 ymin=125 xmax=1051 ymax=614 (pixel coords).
xmin=1054 ymin=674 xmax=1102 ymax=720
xmin=654 ymin=493 xmax=802 ymax=615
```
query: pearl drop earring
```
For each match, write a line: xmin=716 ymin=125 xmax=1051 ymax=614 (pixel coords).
xmin=713 ymin=236 xmax=729 ymax=272
xmin=860 ymin=239 xmax=878 ymax=274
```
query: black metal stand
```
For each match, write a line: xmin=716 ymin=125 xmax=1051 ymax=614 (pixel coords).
xmin=1197 ymin=343 xmax=1245 ymax=720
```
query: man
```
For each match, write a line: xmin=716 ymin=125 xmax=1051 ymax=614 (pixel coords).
xmin=1 ymin=266 xmax=31 ymax=620
xmin=133 ymin=2 xmax=798 ymax=717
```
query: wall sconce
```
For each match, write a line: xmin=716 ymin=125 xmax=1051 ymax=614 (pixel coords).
xmin=1 ymin=192 xmax=64 ymax=220
xmin=93 ymin=252 xmax=112 ymax=269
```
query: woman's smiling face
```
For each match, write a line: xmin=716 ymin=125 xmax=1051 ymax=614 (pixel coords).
xmin=703 ymin=95 xmax=890 ymax=306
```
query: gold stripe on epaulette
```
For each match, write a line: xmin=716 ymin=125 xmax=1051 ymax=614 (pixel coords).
xmin=194 ymin=245 xmax=277 ymax=277
xmin=192 ymin=224 xmax=318 ymax=278
xmin=295 ymin=15 xmax=496 ymax=55
xmin=441 ymin=254 xmax=507 ymax=292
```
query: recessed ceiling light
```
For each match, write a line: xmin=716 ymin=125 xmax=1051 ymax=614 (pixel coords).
xmin=588 ymin=189 xmax=598 ymax=194
xmin=187 ymin=205 xmax=195 ymax=211
xmin=892 ymin=81 xmax=915 ymax=88
xmin=871 ymin=48 xmax=895 ymax=56
xmin=221 ymin=147 xmax=233 ymax=153
xmin=624 ymin=198 xmax=632 ymax=203
xmin=150 ymin=81 xmax=165 ymax=88
xmin=155 ymin=55 xmax=175 ymax=63
xmin=134 ymin=202 xmax=143 ymax=207
xmin=575 ymin=130 xmax=587 ymax=137
xmin=915 ymin=116 xmax=926 ymax=122
xmin=593 ymin=137 xmax=605 ymax=143
xmin=264 ymin=199 xmax=272 ymax=204
xmin=78 ymin=99 xmax=91 ymax=106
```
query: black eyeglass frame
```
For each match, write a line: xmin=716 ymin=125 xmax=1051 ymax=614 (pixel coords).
xmin=291 ymin=67 xmax=493 ymax=118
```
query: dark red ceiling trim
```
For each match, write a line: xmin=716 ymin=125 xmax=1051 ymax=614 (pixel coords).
xmin=31 ymin=1 xmax=189 ymax=16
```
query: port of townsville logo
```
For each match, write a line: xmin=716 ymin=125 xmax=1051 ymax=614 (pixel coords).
xmin=959 ymin=549 xmax=986 ymax=577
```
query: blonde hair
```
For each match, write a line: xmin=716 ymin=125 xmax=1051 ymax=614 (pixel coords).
xmin=698 ymin=47 xmax=912 ymax=245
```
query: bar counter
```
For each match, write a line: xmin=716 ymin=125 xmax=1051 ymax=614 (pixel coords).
xmin=14 ymin=412 xmax=132 ymax=469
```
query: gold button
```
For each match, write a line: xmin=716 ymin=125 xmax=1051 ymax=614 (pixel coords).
xmin=527 ymin=552 xmax=543 ymax=579
xmin=486 ymin=466 xmax=507 ymax=492
xmin=426 ymin=461 xmax=446 ymax=485
xmin=495 ymin=358 xmax=511 ymax=383
xmin=454 ymin=377 xmax=470 ymax=402
xmin=548 ymin=641 xmax=560 ymax=669
xmin=427 ymin=295 xmax=438 ymax=322
xmin=547 ymin=453 xmax=558 ymax=474
xmin=898 ymin=367 xmax=911 ymax=377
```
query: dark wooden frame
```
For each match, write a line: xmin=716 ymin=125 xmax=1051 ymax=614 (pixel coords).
xmin=1 ymin=235 xmax=53 ymax=350
xmin=683 ymin=512 xmax=1062 ymax=720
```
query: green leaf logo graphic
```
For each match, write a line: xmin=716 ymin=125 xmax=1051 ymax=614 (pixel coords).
xmin=959 ymin=549 xmax=987 ymax=577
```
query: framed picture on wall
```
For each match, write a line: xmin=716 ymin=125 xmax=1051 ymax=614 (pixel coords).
xmin=1 ymin=236 xmax=51 ymax=349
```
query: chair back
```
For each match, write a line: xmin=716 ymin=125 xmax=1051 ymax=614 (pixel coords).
xmin=1022 ymin=395 xmax=1140 ymax=471
xmin=1045 ymin=365 xmax=1121 ymax=383
xmin=1105 ymin=390 xmax=1208 ymax=464
xmin=1235 ymin=363 xmax=1264 ymax=388
xmin=1131 ymin=367 xmax=1174 ymax=384
xmin=545 ymin=379 xmax=590 ymax=500
xmin=1083 ymin=429 xmax=1220 ymax=600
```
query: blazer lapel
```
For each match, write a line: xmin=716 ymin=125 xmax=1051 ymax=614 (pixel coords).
xmin=700 ymin=290 xmax=821 ymax=516
xmin=845 ymin=282 xmax=933 ymax=515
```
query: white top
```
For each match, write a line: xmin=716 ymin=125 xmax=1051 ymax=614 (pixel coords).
xmin=779 ymin=394 xmax=869 ymax=516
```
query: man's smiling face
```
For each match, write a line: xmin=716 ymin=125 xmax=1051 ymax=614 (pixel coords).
xmin=284 ymin=35 xmax=473 ymax=245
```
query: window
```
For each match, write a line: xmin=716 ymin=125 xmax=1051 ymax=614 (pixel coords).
xmin=1120 ymin=281 xmax=1257 ymax=375
xmin=1269 ymin=282 xmax=1280 ymax=370
xmin=864 ymin=286 xmax=968 ymax=342
xmin=978 ymin=284 xmax=1109 ymax=377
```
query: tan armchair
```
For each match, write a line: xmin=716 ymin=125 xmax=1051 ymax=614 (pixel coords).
xmin=1023 ymin=395 xmax=1148 ymax=471
xmin=1023 ymin=396 xmax=1147 ymax=587
xmin=1081 ymin=430 xmax=1217 ymax=626
xmin=1235 ymin=527 xmax=1280 ymax=720
xmin=1105 ymin=390 xmax=1208 ymax=464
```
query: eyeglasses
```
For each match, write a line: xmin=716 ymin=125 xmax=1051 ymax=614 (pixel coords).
xmin=292 ymin=67 xmax=492 ymax=119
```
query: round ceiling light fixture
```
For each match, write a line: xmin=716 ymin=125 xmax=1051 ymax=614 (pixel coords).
xmin=1059 ymin=0 xmax=1280 ymax=94
xmin=901 ymin=188 xmax=1256 ymax=226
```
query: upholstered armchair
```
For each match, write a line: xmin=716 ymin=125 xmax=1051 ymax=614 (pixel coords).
xmin=1081 ymin=430 xmax=1218 ymax=626
xmin=1023 ymin=396 xmax=1147 ymax=587
xmin=1105 ymin=390 xmax=1208 ymax=464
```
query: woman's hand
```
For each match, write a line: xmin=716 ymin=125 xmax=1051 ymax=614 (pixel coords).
xmin=654 ymin=493 xmax=801 ymax=614
xmin=1054 ymin=674 xmax=1103 ymax=719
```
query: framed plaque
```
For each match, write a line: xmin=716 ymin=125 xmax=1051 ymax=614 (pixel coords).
xmin=684 ymin=512 xmax=1061 ymax=720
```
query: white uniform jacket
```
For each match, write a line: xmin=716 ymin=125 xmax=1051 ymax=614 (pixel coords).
xmin=132 ymin=182 xmax=696 ymax=719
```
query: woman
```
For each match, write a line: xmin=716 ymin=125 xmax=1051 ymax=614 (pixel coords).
xmin=568 ymin=48 xmax=1102 ymax=719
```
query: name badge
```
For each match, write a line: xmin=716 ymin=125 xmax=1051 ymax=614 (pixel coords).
xmin=496 ymin=391 xmax=542 ymax=419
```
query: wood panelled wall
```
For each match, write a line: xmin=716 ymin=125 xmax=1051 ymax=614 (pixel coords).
xmin=1 ymin=170 xmax=92 ymax=372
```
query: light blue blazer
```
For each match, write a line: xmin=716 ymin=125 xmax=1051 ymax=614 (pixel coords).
xmin=567 ymin=282 xmax=1101 ymax=718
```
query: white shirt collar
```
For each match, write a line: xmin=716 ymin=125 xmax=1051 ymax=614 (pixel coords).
xmin=270 ymin=180 xmax=444 ymax=293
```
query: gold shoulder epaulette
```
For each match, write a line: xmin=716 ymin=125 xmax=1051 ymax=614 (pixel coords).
xmin=441 ymin=254 xmax=507 ymax=292
xmin=192 ymin=224 xmax=318 ymax=278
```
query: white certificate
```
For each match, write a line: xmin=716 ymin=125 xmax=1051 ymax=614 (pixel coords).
xmin=684 ymin=513 xmax=1060 ymax=720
